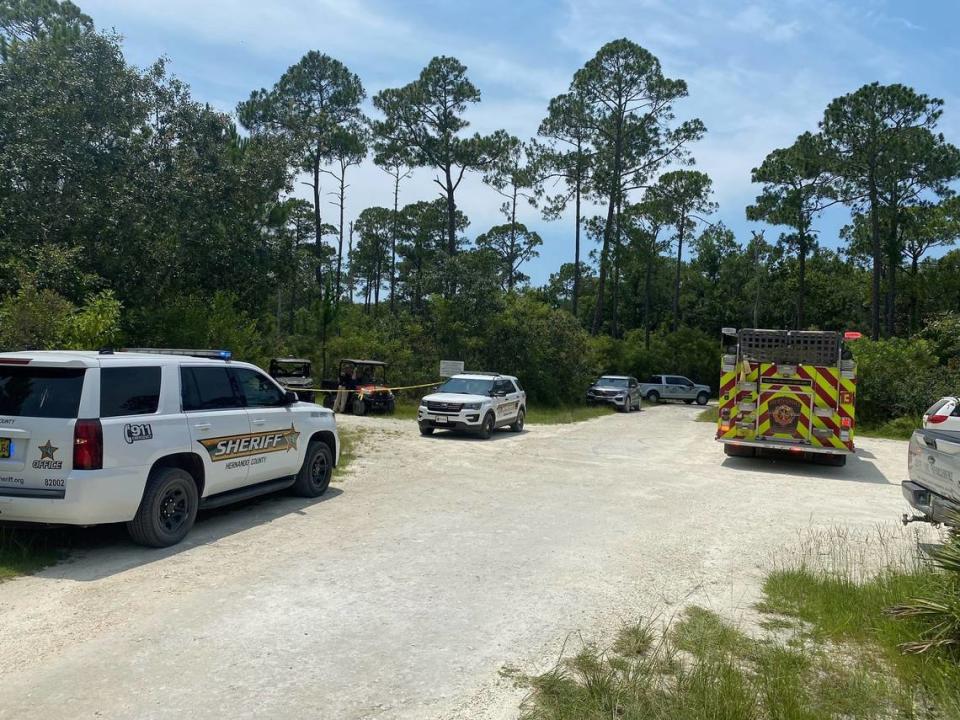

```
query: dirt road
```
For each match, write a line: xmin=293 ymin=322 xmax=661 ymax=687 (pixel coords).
xmin=0 ymin=404 xmax=912 ymax=719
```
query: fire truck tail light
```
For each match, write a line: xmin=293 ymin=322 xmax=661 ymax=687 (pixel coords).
xmin=844 ymin=331 xmax=863 ymax=340
xmin=841 ymin=417 xmax=852 ymax=429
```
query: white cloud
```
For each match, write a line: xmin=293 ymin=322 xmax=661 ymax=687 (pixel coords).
xmin=729 ymin=5 xmax=803 ymax=41
xmin=82 ymin=0 xmax=953 ymax=281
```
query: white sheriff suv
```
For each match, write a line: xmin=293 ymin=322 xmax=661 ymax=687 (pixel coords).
xmin=418 ymin=372 xmax=526 ymax=438
xmin=0 ymin=349 xmax=339 ymax=547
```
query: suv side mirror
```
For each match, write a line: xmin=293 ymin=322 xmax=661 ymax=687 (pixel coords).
xmin=284 ymin=390 xmax=299 ymax=405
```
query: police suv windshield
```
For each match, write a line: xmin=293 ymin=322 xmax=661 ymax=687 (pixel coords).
xmin=596 ymin=377 xmax=628 ymax=388
xmin=437 ymin=377 xmax=495 ymax=395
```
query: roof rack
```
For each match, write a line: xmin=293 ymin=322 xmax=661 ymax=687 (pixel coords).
xmin=340 ymin=359 xmax=387 ymax=366
xmin=462 ymin=371 xmax=500 ymax=376
xmin=737 ymin=329 xmax=840 ymax=365
xmin=123 ymin=348 xmax=233 ymax=360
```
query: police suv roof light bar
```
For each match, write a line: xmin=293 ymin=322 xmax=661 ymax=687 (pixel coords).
xmin=123 ymin=348 xmax=233 ymax=360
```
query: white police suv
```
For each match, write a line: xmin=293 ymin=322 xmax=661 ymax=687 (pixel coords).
xmin=0 ymin=349 xmax=339 ymax=547
xmin=418 ymin=373 xmax=526 ymax=439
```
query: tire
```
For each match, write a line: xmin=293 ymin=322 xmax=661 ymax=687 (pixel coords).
xmin=352 ymin=397 xmax=367 ymax=416
xmin=126 ymin=467 xmax=199 ymax=548
xmin=816 ymin=453 xmax=847 ymax=467
xmin=511 ymin=408 xmax=525 ymax=432
xmin=293 ymin=441 xmax=333 ymax=497
xmin=723 ymin=444 xmax=755 ymax=458
xmin=696 ymin=392 xmax=709 ymax=406
xmin=646 ymin=390 xmax=660 ymax=403
xmin=621 ymin=396 xmax=630 ymax=413
xmin=479 ymin=412 xmax=495 ymax=439
xmin=419 ymin=423 xmax=434 ymax=436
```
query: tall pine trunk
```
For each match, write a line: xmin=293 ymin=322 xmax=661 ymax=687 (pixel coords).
xmin=591 ymin=195 xmax=616 ymax=334
xmin=346 ymin=222 xmax=354 ymax=303
xmin=797 ymin=233 xmax=807 ymax=330
xmin=671 ymin=214 xmax=686 ymax=332
xmin=312 ymin=151 xmax=324 ymax=291
xmin=335 ymin=167 xmax=346 ymax=303
xmin=868 ymin=170 xmax=882 ymax=340
xmin=573 ymin=172 xmax=581 ymax=317
xmin=508 ymin=187 xmax=518 ymax=291
xmin=643 ymin=252 xmax=653 ymax=350
xmin=591 ymin=119 xmax=624 ymax=335
xmin=390 ymin=172 xmax=400 ymax=313
xmin=444 ymin=166 xmax=457 ymax=256
xmin=885 ymin=197 xmax=900 ymax=337
xmin=909 ymin=254 xmax=920 ymax=332
xmin=611 ymin=197 xmax=622 ymax=337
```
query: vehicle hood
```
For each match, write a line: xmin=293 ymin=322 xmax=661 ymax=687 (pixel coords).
xmin=422 ymin=392 xmax=489 ymax=404
xmin=278 ymin=377 xmax=313 ymax=387
xmin=590 ymin=384 xmax=627 ymax=391
xmin=358 ymin=384 xmax=392 ymax=394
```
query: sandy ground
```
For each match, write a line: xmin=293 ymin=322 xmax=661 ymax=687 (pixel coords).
xmin=0 ymin=404 xmax=917 ymax=719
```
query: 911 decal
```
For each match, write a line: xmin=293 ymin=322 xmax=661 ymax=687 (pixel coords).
xmin=124 ymin=423 xmax=153 ymax=444
xmin=198 ymin=425 xmax=300 ymax=462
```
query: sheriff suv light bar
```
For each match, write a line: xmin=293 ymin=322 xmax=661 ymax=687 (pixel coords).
xmin=119 ymin=348 xmax=233 ymax=360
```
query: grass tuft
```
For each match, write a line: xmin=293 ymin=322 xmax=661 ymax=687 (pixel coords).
xmin=525 ymin=405 xmax=617 ymax=424
xmin=695 ymin=406 xmax=718 ymax=423
xmin=612 ymin=620 xmax=655 ymax=658
xmin=334 ymin=426 xmax=366 ymax=473
xmin=387 ymin=400 xmax=618 ymax=425
xmin=0 ymin=527 xmax=62 ymax=581
xmin=520 ymin=526 xmax=960 ymax=719
xmin=858 ymin=415 xmax=921 ymax=441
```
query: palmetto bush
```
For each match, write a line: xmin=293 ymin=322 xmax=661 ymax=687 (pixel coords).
xmin=888 ymin=516 xmax=960 ymax=655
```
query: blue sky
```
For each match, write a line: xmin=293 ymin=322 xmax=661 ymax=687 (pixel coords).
xmin=83 ymin=0 xmax=960 ymax=284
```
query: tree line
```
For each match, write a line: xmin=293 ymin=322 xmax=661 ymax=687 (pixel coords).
xmin=0 ymin=0 xmax=958 ymax=408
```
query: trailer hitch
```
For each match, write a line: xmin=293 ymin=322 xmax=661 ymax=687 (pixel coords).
xmin=902 ymin=513 xmax=938 ymax=527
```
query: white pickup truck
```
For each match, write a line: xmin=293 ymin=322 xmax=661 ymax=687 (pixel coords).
xmin=0 ymin=349 xmax=339 ymax=547
xmin=903 ymin=428 xmax=960 ymax=526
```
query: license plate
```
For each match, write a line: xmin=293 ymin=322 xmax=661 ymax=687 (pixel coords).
xmin=434 ymin=415 xmax=448 ymax=424
xmin=0 ymin=438 xmax=10 ymax=459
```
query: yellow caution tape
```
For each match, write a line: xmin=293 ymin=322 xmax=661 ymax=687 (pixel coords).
xmin=281 ymin=380 xmax=442 ymax=395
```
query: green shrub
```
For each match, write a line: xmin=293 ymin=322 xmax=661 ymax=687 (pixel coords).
xmin=623 ymin=326 xmax=719 ymax=388
xmin=483 ymin=295 xmax=595 ymax=405
xmin=850 ymin=337 xmax=960 ymax=425
xmin=0 ymin=284 xmax=122 ymax=351
xmin=918 ymin=312 xmax=960 ymax=368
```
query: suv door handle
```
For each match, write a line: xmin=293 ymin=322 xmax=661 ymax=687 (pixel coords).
xmin=251 ymin=418 xmax=266 ymax=426
xmin=193 ymin=423 xmax=212 ymax=431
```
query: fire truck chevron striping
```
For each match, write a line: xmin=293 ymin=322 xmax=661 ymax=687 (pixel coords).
xmin=716 ymin=329 xmax=858 ymax=463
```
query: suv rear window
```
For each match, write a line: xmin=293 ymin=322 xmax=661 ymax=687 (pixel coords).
xmin=101 ymin=367 xmax=161 ymax=417
xmin=0 ymin=366 xmax=86 ymax=418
